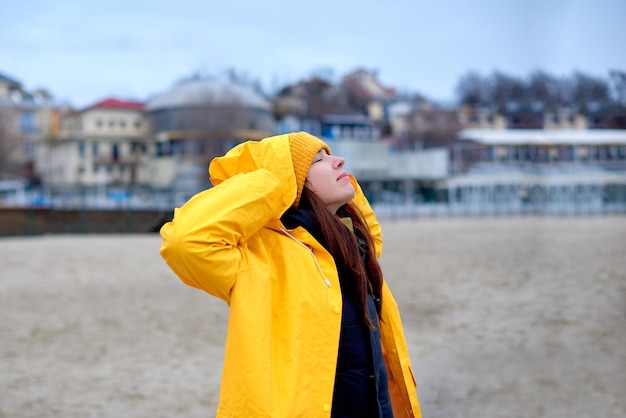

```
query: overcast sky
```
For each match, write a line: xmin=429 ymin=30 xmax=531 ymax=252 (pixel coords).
xmin=2 ymin=0 xmax=625 ymax=109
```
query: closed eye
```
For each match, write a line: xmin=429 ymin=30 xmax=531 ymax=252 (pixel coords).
xmin=312 ymin=150 xmax=326 ymax=163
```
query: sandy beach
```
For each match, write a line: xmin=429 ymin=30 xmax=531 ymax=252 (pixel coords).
xmin=1 ymin=217 xmax=625 ymax=418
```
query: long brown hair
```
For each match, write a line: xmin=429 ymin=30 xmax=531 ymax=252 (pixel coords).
xmin=299 ymin=187 xmax=384 ymax=328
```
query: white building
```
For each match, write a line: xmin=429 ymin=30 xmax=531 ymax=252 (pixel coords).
xmin=40 ymin=98 xmax=150 ymax=186
xmin=277 ymin=113 xmax=450 ymax=204
xmin=443 ymin=129 xmax=626 ymax=214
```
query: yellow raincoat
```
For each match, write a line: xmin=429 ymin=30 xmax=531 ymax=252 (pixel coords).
xmin=160 ymin=134 xmax=422 ymax=417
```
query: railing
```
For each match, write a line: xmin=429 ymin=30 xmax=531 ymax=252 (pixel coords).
xmin=372 ymin=200 xmax=626 ymax=219
xmin=2 ymin=183 xmax=623 ymax=218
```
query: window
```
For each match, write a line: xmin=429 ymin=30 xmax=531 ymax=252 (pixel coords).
xmin=20 ymin=111 xmax=36 ymax=134
xmin=591 ymin=116 xmax=602 ymax=128
xmin=120 ymin=119 xmax=127 ymax=128
xmin=78 ymin=141 xmax=85 ymax=158
xmin=96 ymin=118 xmax=103 ymax=128
xmin=24 ymin=140 xmax=36 ymax=157
xmin=134 ymin=119 xmax=142 ymax=129
xmin=109 ymin=119 xmax=115 ymax=128
xmin=92 ymin=143 xmax=99 ymax=156
xmin=156 ymin=142 xmax=165 ymax=157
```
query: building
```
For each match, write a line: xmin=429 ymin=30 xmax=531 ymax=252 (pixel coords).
xmin=0 ymin=71 xmax=67 ymax=181
xmin=146 ymin=77 xmax=275 ymax=191
xmin=40 ymin=98 xmax=150 ymax=187
xmin=389 ymin=100 xmax=461 ymax=150
xmin=444 ymin=129 xmax=626 ymax=214
xmin=458 ymin=103 xmax=626 ymax=131
xmin=457 ymin=105 xmax=508 ymax=130
xmin=277 ymin=113 xmax=449 ymax=204
xmin=272 ymin=69 xmax=398 ymax=124
xmin=455 ymin=129 xmax=626 ymax=167
xmin=340 ymin=69 xmax=397 ymax=122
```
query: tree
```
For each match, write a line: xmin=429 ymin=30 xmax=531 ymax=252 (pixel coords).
xmin=455 ymin=71 xmax=489 ymax=106
xmin=455 ymin=69 xmax=619 ymax=111
xmin=565 ymin=71 xmax=611 ymax=108
xmin=527 ymin=71 xmax=563 ymax=108
xmin=488 ymin=71 xmax=526 ymax=108
xmin=609 ymin=70 xmax=626 ymax=105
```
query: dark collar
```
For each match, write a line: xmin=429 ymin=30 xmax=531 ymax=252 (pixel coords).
xmin=280 ymin=207 xmax=326 ymax=248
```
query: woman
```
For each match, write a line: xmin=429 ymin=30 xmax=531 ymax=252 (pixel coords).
xmin=160 ymin=131 xmax=422 ymax=417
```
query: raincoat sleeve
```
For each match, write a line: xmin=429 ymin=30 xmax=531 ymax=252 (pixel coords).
xmin=349 ymin=175 xmax=383 ymax=258
xmin=159 ymin=169 xmax=287 ymax=304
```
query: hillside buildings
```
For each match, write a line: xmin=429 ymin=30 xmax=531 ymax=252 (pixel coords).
xmin=1 ymin=68 xmax=625 ymax=214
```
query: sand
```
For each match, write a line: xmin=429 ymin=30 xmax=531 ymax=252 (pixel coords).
xmin=0 ymin=217 xmax=625 ymax=418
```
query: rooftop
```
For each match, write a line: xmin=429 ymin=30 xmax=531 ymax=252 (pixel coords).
xmin=0 ymin=72 xmax=21 ymax=87
xmin=146 ymin=78 xmax=271 ymax=112
xmin=459 ymin=129 xmax=626 ymax=145
xmin=83 ymin=98 xmax=145 ymax=112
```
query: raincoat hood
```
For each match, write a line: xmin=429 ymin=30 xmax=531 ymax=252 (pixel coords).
xmin=209 ymin=132 xmax=331 ymax=212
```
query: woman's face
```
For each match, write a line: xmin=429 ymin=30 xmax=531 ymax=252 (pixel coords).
xmin=305 ymin=149 xmax=355 ymax=213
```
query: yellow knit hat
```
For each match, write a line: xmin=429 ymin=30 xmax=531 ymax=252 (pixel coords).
xmin=288 ymin=131 xmax=331 ymax=207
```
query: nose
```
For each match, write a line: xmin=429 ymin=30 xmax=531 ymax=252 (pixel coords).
xmin=333 ymin=155 xmax=345 ymax=168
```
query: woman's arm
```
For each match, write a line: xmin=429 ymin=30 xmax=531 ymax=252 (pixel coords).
xmin=159 ymin=169 xmax=287 ymax=304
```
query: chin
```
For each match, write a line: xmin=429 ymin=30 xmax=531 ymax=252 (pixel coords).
xmin=343 ymin=190 xmax=356 ymax=204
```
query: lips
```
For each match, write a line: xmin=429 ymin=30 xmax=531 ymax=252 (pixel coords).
xmin=337 ymin=172 xmax=349 ymax=181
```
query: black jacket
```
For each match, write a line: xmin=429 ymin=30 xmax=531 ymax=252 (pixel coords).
xmin=281 ymin=208 xmax=393 ymax=417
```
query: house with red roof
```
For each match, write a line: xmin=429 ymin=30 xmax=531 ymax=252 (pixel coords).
xmin=40 ymin=97 xmax=151 ymax=187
